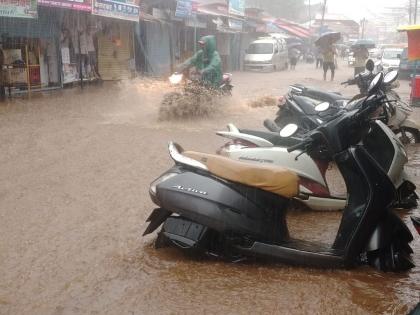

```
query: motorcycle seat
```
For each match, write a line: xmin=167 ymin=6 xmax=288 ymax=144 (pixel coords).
xmin=292 ymin=95 xmax=319 ymax=115
xmin=183 ymin=151 xmax=299 ymax=198
xmin=292 ymin=85 xmax=346 ymax=102
xmin=240 ymin=129 xmax=301 ymax=146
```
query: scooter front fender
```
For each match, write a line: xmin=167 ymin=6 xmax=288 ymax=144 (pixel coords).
xmin=401 ymin=118 xmax=420 ymax=131
xmin=365 ymin=211 xmax=414 ymax=252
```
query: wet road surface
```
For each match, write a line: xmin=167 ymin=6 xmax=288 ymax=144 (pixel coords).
xmin=0 ymin=62 xmax=419 ymax=314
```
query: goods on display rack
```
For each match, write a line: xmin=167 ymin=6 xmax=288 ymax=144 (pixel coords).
xmin=1 ymin=39 xmax=43 ymax=94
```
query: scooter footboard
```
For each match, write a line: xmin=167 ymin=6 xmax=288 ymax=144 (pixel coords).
xmin=155 ymin=170 xmax=290 ymax=242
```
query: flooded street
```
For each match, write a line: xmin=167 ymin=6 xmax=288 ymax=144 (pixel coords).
xmin=0 ymin=63 xmax=419 ymax=314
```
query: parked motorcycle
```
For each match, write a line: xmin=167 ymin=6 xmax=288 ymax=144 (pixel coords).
xmin=217 ymin=117 xmax=418 ymax=211
xmin=144 ymin=73 xmax=420 ymax=271
xmin=274 ymin=69 xmax=420 ymax=144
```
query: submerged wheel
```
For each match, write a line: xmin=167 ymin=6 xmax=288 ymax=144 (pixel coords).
xmin=158 ymin=92 xmax=182 ymax=120
xmin=367 ymin=241 xmax=415 ymax=272
xmin=395 ymin=127 xmax=420 ymax=145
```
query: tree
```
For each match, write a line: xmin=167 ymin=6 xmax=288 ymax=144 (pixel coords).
xmin=246 ymin=0 xmax=306 ymax=20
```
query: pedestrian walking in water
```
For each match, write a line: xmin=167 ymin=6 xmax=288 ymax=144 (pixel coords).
xmin=315 ymin=47 xmax=323 ymax=69
xmin=289 ymin=48 xmax=299 ymax=70
xmin=0 ymin=47 xmax=5 ymax=101
xmin=322 ymin=45 xmax=336 ymax=81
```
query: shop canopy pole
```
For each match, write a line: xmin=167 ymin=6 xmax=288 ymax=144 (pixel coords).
xmin=78 ymin=33 xmax=83 ymax=89
xmin=25 ymin=45 xmax=31 ymax=94
xmin=194 ymin=16 xmax=197 ymax=53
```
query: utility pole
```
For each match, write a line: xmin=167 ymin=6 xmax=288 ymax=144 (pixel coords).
xmin=320 ymin=0 xmax=327 ymax=35
xmin=409 ymin=0 xmax=412 ymax=24
xmin=308 ymin=0 xmax=311 ymax=28
xmin=415 ymin=0 xmax=418 ymax=23
xmin=360 ymin=18 xmax=366 ymax=39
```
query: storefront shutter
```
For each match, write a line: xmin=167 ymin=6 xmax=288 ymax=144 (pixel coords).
xmin=146 ymin=21 xmax=171 ymax=76
xmin=97 ymin=24 xmax=133 ymax=81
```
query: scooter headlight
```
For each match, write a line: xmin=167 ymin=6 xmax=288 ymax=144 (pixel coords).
xmin=150 ymin=173 xmax=179 ymax=196
xmin=169 ymin=73 xmax=183 ymax=85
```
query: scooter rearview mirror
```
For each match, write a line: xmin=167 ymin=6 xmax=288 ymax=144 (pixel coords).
xmin=368 ymin=72 xmax=384 ymax=95
xmin=315 ymin=102 xmax=330 ymax=112
xmin=280 ymin=124 xmax=299 ymax=138
xmin=383 ymin=70 xmax=398 ymax=85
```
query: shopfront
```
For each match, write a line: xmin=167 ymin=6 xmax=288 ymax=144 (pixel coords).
xmin=38 ymin=0 xmax=102 ymax=85
xmin=0 ymin=4 xmax=61 ymax=94
xmin=92 ymin=0 xmax=139 ymax=80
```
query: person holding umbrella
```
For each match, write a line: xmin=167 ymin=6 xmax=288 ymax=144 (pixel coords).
xmin=351 ymin=39 xmax=375 ymax=76
xmin=322 ymin=44 xmax=337 ymax=81
xmin=353 ymin=46 xmax=370 ymax=75
xmin=315 ymin=32 xmax=341 ymax=81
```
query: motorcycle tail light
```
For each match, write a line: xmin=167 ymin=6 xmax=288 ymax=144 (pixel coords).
xmin=411 ymin=216 xmax=420 ymax=235
xmin=299 ymin=177 xmax=330 ymax=197
xmin=278 ymin=96 xmax=286 ymax=107
xmin=217 ymin=139 xmax=257 ymax=155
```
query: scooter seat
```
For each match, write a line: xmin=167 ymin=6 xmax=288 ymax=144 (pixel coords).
xmin=183 ymin=151 xmax=299 ymax=198
xmin=292 ymin=95 xmax=318 ymax=115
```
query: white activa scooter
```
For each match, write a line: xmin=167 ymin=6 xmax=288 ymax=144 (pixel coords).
xmin=217 ymin=73 xmax=418 ymax=211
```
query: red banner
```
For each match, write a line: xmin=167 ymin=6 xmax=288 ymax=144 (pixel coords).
xmin=408 ymin=30 xmax=420 ymax=61
xmin=38 ymin=0 xmax=92 ymax=12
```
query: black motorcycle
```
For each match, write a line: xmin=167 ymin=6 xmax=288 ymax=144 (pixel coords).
xmin=273 ymin=68 xmax=399 ymax=135
xmin=144 ymin=73 xmax=420 ymax=271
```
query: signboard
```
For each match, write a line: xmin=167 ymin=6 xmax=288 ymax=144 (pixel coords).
xmin=229 ymin=19 xmax=242 ymax=31
xmin=92 ymin=0 xmax=140 ymax=22
xmin=175 ymin=0 xmax=192 ymax=18
xmin=185 ymin=16 xmax=206 ymax=29
xmin=38 ymin=0 xmax=91 ymax=12
xmin=228 ymin=0 xmax=244 ymax=16
xmin=0 ymin=0 xmax=37 ymax=18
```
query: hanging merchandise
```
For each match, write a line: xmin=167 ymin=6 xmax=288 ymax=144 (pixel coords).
xmin=59 ymin=11 xmax=102 ymax=84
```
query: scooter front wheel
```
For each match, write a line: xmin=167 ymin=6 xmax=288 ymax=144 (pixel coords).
xmin=367 ymin=241 xmax=415 ymax=272
xmin=395 ymin=127 xmax=420 ymax=145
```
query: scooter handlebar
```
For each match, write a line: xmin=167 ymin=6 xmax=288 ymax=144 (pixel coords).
xmin=287 ymin=138 xmax=311 ymax=153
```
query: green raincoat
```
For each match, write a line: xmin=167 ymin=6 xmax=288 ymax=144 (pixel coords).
xmin=181 ymin=35 xmax=222 ymax=88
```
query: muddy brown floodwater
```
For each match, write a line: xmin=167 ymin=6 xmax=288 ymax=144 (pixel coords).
xmin=0 ymin=63 xmax=419 ymax=315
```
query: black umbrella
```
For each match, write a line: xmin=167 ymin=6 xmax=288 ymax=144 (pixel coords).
xmin=287 ymin=42 xmax=303 ymax=49
xmin=351 ymin=39 xmax=375 ymax=49
xmin=315 ymin=32 xmax=341 ymax=47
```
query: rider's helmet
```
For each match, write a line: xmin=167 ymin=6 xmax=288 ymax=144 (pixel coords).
xmin=365 ymin=59 xmax=375 ymax=72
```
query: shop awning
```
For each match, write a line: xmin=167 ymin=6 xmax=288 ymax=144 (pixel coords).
xmin=397 ymin=25 xmax=420 ymax=61
xmin=139 ymin=12 xmax=159 ymax=22
xmin=196 ymin=3 xmax=244 ymax=21
xmin=274 ymin=20 xmax=311 ymax=39
xmin=398 ymin=25 xmax=420 ymax=31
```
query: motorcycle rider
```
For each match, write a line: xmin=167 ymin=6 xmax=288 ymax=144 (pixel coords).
xmin=177 ymin=35 xmax=222 ymax=88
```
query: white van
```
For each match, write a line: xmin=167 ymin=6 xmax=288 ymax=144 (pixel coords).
xmin=381 ymin=48 xmax=403 ymax=71
xmin=244 ymin=37 xmax=289 ymax=71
